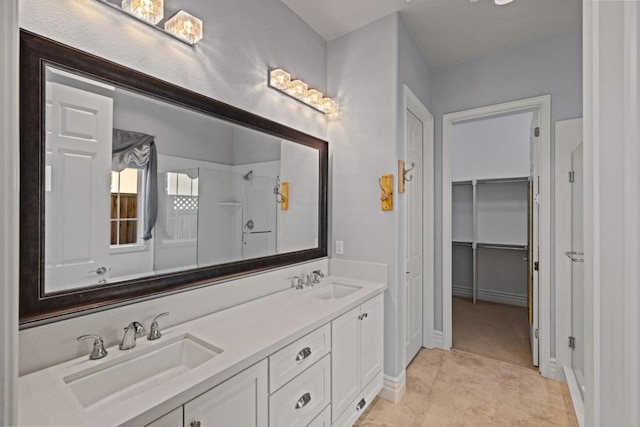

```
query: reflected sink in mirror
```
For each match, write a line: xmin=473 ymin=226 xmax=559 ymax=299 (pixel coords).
xmin=309 ymin=283 xmax=361 ymax=301
xmin=64 ymin=334 xmax=222 ymax=408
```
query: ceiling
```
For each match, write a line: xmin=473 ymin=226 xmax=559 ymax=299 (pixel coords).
xmin=280 ymin=0 xmax=582 ymax=68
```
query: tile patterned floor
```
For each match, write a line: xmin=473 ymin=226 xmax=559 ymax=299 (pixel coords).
xmin=453 ymin=297 xmax=533 ymax=369
xmin=354 ymin=349 xmax=578 ymax=427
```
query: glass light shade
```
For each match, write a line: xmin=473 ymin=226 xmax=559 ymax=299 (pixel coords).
xmin=303 ymin=89 xmax=323 ymax=106
xmin=270 ymin=69 xmax=291 ymax=90
xmin=164 ymin=10 xmax=203 ymax=44
xmin=320 ymin=98 xmax=338 ymax=115
xmin=494 ymin=0 xmax=514 ymax=4
xmin=286 ymin=80 xmax=308 ymax=98
xmin=122 ymin=0 xmax=164 ymax=25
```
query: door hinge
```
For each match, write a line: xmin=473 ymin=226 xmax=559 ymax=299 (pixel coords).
xmin=534 ymin=194 xmax=540 ymax=205
xmin=535 ymin=329 xmax=539 ymax=339
xmin=569 ymin=171 xmax=575 ymax=183
xmin=569 ymin=336 xmax=576 ymax=350
xmin=534 ymin=261 xmax=539 ymax=271
xmin=534 ymin=127 xmax=540 ymax=137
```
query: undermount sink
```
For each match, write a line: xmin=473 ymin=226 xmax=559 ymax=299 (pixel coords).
xmin=309 ymin=283 xmax=361 ymax=301
xmin=64 ymin=334 xmax=223 ymax=408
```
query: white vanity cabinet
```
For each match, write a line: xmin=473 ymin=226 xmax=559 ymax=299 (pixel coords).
xmin=184 ymin=360 xmax=268 ymax=427
xmin=146 ymin=360 xmax=268 ymax=427
xmin=331 ymin=294 xmax=384 ymax=424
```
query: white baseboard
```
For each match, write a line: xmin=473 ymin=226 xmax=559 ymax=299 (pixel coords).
xmin=431 ymin=331 xmax=447 ymax=350
xmin=563 ymin=366 xmax=585 ymax=427
xmin=452 ymin=286 xmax=527 ymax=307
xmin=544 ymin=357 xmax=563 ymax=381
xmin=378 ymin=371 xmax=406 ymax=403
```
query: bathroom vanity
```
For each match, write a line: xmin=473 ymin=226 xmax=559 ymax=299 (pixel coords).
xmin=18 ymin=277 xmax=386 ymax=427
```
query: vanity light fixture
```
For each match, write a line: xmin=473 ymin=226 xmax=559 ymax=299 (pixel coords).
xmin=164 ymin=10 xmax=203 ymax=44
xmin=494 ymin=0 xmax=514 ymax=4
xmin=269 ymin=68 xmax=339 ymax=116
xmin=96 ymin=0 xmax=203 ymax=46
xmin=121 ymin=0 xmax=164 ymax=25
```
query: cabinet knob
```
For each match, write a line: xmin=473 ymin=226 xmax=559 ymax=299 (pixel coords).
xmin=190 ymin=421 xmax=201 ymax=427
xmin=295 ymin=392 xmax=311 ymax=409
xmin=295 ymin=347 xmax=312 ymax=362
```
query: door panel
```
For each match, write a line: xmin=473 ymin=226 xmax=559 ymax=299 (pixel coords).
xmin=45 ymin=81 xmax=113 ymax=293
xmin=361 ymin=295 xmax=384 ymax=387
xmin=571 ymin=143 xmax=585 ymax=396
xmin=405 ymin=110 xmax=424 ymax=365
xmin=529 ymin=111 xmax=540 ymax=367
xmin=331 ymin=306 xmax=360 ymax=423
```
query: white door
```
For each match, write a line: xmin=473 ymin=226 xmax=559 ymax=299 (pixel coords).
xmin=184 ymin=360 xmax=268 ymax=427
xmin=529 ymin=112 xmax=540 ymax=366
xmin=360 ymin=294 xmax=384 ymax=387
xmin=405 ymin=110 xmax=424 ymax=366
xmin=570 ymin=143 xmax=585 ymax=396
xmin=45 ymin=81 xmax=113 ymax=293
xmin=331 ymin=306 xmax=360 ymax=423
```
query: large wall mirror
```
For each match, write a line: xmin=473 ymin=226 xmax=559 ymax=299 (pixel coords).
xmin=20 ymin=31 xmax=328 ymax=325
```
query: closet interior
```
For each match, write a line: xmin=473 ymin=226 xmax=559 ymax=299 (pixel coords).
xmin=450 ymin=111 xmax=535 ymax=368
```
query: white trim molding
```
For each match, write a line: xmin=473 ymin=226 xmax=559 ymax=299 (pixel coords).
xmin=0 ymin=0 xmax=19 ymax=424
xmin=564 ymin=366 xmax=585 ymax=427
xmin=452 ymin=287 xmax=527 ymax=307
xmin=583 ymin=1 xmax=640 ymax=425
xmin=431 ymin=330 xmax=445 ymax=350
xmin=441 ymin=95 xmax=552 ymax=378
xmin=379 ymin=371 xmax=407 ymax=403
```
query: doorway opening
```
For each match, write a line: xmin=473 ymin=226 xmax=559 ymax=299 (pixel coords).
xmin=450 ymin=110 xmax=535 ymax=368
xmin=441 ymin=96 xmax=552 ymax=377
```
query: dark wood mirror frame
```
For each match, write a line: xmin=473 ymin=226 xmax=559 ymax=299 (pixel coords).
xmin=19 ymin=30 xmax=328 ymax=326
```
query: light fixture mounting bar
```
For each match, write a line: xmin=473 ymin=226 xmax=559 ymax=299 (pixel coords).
xmin=94 ymin=0 xmax=196 ymax=46
xmin=268 ymin=68 xmax=338 ymax=116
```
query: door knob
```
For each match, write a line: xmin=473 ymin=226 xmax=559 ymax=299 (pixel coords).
xmin=89 ymin=266 xmax=109 ymax=275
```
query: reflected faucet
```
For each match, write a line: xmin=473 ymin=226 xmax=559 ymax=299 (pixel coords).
xmin=119 ymin=321 xmax=146 ymax=350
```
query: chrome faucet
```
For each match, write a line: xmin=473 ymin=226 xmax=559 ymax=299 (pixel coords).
xmin=310 ymin=269 xmax=325 ymax=285
xmin=119 ymin=321 xmax=146 ymax=350
xmin=292 ymin=276 xmax=305 ymax=290
xmin=77 ymin=334 xmax=108 ymax=360
xmin=147 ymin=312 xmax=169 ymax=341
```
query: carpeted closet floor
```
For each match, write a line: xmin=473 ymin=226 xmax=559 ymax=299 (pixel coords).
xmin=452 ymin=296 xmax=533 ymax=369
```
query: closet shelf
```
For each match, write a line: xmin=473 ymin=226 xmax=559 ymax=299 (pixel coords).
xmin=476 ymin=177 xmax=530 ymax=185
xmin=476 ymin=242 xmax=528 ymax=251
xmin=217 ymin=202 xmax=243 ymax=206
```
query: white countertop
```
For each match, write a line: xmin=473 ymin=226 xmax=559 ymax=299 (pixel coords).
xmin=18 ymin=276 xmax=386 ymax=427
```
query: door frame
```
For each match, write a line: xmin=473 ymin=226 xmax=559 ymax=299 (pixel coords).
xmin=441 ymin=95 xmax=554 ymax=378
xmin=554 ymin=118 xmax=583 ymax=374
xmin=0 ymin=0 xmax=19 ymax=424
xmin=399 ymin=85 xmax=434 ymax=357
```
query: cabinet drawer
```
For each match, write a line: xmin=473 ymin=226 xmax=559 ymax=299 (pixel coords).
xmin=145 ymin=407 xmax=183 ymax=427
xmin=269 ymin=354 xmax=331 ymax=427
xmin=269 ymin=324 xmax=331 ymax=393
xmin=307 ymin=405 xmax=331 ymax=427
xmin=332 ymin=370 xmax=383 ymax=427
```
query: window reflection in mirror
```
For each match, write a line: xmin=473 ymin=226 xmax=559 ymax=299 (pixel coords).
xmin=43 ymin=64 xmax=320 ymax=295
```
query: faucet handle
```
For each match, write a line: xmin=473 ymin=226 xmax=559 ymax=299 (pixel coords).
xmin=131 ymin=321 xmax=146 ymax=338
xmin=77 ymin=334 xmax=108 ymax=360
xmin=148 ymin=312 xmax=169 ymax=341
xmin=312 ymin=269 xmax=325 ymax=283
xmin=291 ymin=276 xmax=304 ymax=289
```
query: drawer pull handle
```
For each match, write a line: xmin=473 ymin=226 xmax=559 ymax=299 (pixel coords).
xmin=295 ymin=347 xmax=312 ymax=361
xmin=295 ymin=392 xmax=312 ymax=409
xmin=356 ymin=398 xmax=366 ymax=411
xmin=190 ymin=421 xmax=201 ymax=427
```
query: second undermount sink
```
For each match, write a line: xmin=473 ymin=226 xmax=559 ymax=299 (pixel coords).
xmin=309 ymin=283 xmax=361 ymax=301
xmin=64 ymin=334 xmax=223 ymax=408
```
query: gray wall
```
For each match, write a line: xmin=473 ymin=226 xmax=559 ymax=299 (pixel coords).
xmin=433 ymin=29 xmax=583 ymax=355
xmin=18 ymin=0 xmax=329 ymax=374
xmin=328 ymin=13 xmax=433 ymax=378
